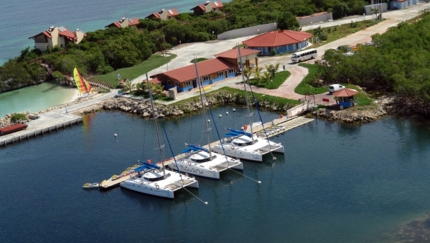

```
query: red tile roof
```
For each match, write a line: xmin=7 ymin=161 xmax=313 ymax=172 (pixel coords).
xmin=57 ymin=26 xmax=77 ymax=40
xmin=243 ymin=30 xmax=313 ymax=47
xmin=149 ymin=77 xmax=161 ymax=84
xmin=167 ymin=9 xmax=179 ymax=17
xmin=332 ymin=88 xmax=358 ymax=97
xmin=191 ymin=1 xmax=223 ymax=11
xmin=127 ymin=18 xmax=139 ymax=26
xmin=212 ymin=1 xmax=223 ymax=9
xmin=154 ymin=58 xmax=235 ymax=83
xmin=30 ymin=26 xmax=78 ymax=40
xmin=148 ymin=9 xmax=179 ymax=19
xmin=215 ymin=48 xmax=260 ymax=59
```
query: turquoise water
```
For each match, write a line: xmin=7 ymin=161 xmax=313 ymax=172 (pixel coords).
xmin=0 ymin=81 xmax=76 ymax=117
xmin=1 ymin=108 xmax=430 ymax=242
xmin=0 ymin=0 xmax=231 ymax=65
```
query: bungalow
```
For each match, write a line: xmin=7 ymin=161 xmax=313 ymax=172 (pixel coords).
xmin=146 ymin=9 xmax=179 ymax=21
xmin=29 ymin=26 xmax=85 ymax=52
xmin=242 ymin=30 xmax=313 ymax=56
xmin=190 ymin=1 xmax=223 ymax=15
xmin=105 ymin=17 xmax=139 ymax=28
xmin=150 ymin=48 xmax=259 ymax=93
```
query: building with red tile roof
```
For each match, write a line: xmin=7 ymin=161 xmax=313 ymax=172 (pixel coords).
xmin=242 ymin=30 xmax=313 ymax=56
xmin=191 ymin=1 xmax=223 ymax=15
xmin=151 ymin=48 xmax=257 ymax=92
xmin=146 ymin=9 xmax=179 ymax=21
xmin=29 ymin=26 xmax=86 ymax=52
xmin=105 ymin=17 xmax=139 ymax=28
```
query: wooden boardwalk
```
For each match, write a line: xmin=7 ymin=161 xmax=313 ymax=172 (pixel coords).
xmin=98 ymin=116 xmax=314 ymax=189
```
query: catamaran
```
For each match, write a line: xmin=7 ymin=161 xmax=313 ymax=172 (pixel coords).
xmin=120 ymin=74 xmax=199 ymax=199
xmin=73 ymin=67 xmax=93 ymax=95
xmin=168 ymin=59 xmax=243 ymax=179
xmin=211 ymin=47 xmax=284 ymax=162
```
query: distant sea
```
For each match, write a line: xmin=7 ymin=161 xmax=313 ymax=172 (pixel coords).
xmin=0 ymin=0 xmax=231 ymax=65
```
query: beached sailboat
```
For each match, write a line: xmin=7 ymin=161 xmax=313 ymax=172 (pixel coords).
xmin=120 ymin=74 xmax=198 ymax=199
xmin=167 ymin=59 xmax=243 ymax=179
xmin=73 ymin=67 xmax=93 ymax=94
xmin=211 ymin=47 xmax=284 ymax=162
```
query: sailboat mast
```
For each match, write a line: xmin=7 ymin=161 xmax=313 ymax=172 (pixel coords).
xmin=237 ymin=46 xmax=254 ymax=139
xmin=193 ymin=58 xmax=212 ymax=155
xmin=146 ymin=73 xmax=166 ymax=177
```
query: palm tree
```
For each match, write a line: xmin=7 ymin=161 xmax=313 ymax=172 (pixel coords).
xmin=122 ymin=80 xmax=135 ymax=93
xmin=262 ymin=71 xmax=272 ymax=84
xmin=254 ymin=67 xmax=263 ymax=84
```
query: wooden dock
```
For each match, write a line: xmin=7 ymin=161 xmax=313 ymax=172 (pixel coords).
xmin=97 ymin=116 xmax=314 ymax=189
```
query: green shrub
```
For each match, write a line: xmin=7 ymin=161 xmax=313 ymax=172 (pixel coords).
xmin=295 ymin=63 xmax=328 ymax=95
xmin=11 ymin=113 xmax=28 ymax=123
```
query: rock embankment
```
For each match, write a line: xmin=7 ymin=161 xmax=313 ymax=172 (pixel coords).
xmin=100 ymin=91 xmax=295 ymax=117
xmin=312 ymin=96 xmax=392 ymax=123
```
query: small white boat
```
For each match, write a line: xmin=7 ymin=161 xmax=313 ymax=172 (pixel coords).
xmin=83 ymin=182 xmax=99 ymax=189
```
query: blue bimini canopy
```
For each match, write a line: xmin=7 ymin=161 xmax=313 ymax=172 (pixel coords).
xmin=181 ymin=144 xmax=209 ymax=154
xmin=134 ymin=161 xmax=161 ymax=172
xmin=225 ymin=128 xmax=252 ymax=138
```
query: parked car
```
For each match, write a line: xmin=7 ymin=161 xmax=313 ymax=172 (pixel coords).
xmin=328 ymin=84 xmax=344 ymax=94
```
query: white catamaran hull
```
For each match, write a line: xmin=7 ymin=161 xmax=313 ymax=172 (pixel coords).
xmin=120 ymin=172 xmax=199 ymax=199
xmin=212 ymin=136 xmax=284 ymax=162
xmin=168 ymin=157 xmax=243 ymax=179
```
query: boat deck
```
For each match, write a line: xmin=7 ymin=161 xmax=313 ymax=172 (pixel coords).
xmin=165 ymin=179 xmax=195 ymax=191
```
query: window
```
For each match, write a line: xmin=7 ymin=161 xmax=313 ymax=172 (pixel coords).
xmin=203 ymin=76 xmax=210 ymax=81
xmin=229 ymin=68 xmax=235 ymax=73
xmin=218 ymin=71 xmax=224 ymax=77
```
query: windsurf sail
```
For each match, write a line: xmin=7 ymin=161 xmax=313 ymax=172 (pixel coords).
xmin=73 ymin=68 xmax=88 ymax=94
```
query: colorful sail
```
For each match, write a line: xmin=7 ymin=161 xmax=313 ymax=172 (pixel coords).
xmin=73 ymin=68 xmax=88 ymax=94
xmin=83 ymin=77 xmax=93 ymax=93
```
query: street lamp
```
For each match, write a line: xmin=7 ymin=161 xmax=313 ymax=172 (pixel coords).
xmin=310 ymin=21 xmax=313 ymax=30
xmin=363 ymin=13 xmax=366 ymax=21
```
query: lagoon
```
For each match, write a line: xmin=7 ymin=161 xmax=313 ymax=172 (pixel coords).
xmin=1 ymin=108 xmax=430 ymax=242
xmin=0 ymin=81 xmax=76 ymax=117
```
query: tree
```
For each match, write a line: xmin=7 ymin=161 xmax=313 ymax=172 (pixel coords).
xmin=332 ymin=2 xmax=350 ymax=19
xmin=277 ymin=11 xmax=300 ymax=30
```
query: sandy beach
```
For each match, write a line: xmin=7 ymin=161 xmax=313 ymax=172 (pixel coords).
xmin=69 ymin=89 xmax=81 ymax=103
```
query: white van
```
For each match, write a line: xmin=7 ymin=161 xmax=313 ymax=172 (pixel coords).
xmin=291 ymin=49 xmax=317 ymax=63
xmin=328 ymin=84 xmax=344 ymax=94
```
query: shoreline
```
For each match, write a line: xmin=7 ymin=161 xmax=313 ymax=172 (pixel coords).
xmin=68 ymin=89 xmax=81 ymax=103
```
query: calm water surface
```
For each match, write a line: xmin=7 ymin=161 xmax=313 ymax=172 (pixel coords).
xmin=1 ymin=108 xmax=430 ymax=242
xmin=0 ymin=81 xmax=76 ymax=117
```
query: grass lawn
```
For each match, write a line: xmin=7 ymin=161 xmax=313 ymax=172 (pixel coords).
xmin=346 ymin=84 xmax=374 ymax=106
xmin=92 ymin=53 xmax=177 ymax=87
xmin=249 ymin=71 xmax=291 ymax=89
xmin=305 ymin=19 xmax=382 ymax=49
xmin=295 ymin=63 xmax=328 ymax=95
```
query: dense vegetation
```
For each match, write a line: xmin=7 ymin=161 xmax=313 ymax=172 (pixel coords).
xmin=0 ymin=0 xmax=374 ymax=90
xmin=321 ymin=10 xmax=430 ymax=107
